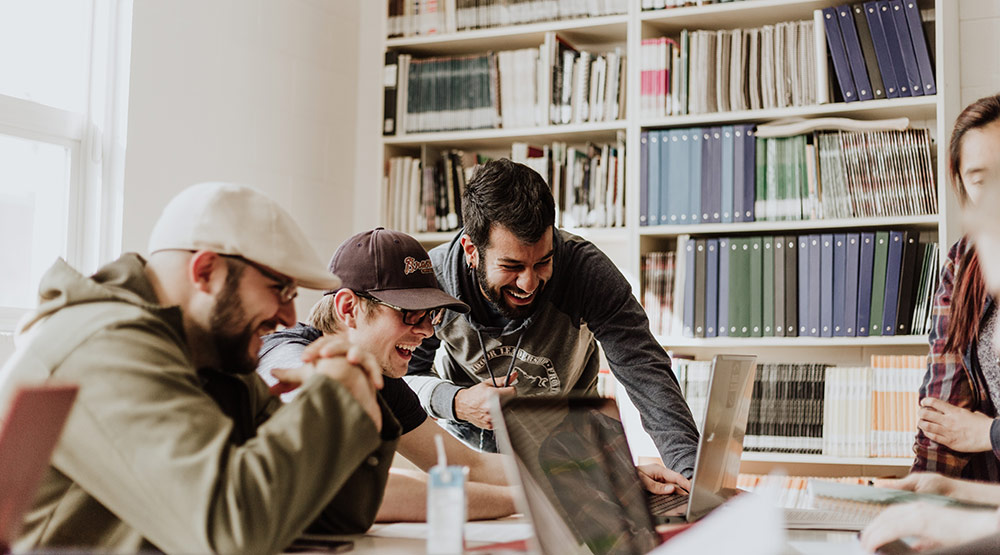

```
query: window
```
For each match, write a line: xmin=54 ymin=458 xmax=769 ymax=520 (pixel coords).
xmin=0 ymin=0 xmax=132 ymax=329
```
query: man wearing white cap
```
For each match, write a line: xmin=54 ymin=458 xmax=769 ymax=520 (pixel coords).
xmin=0 ymin=183 xmax=399 ymax=553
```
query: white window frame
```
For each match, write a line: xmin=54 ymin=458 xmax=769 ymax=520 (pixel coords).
xmin=0 ymin=0 xmax=133 ymax=332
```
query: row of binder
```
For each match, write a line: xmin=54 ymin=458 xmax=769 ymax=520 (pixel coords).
xmin=821 ymin=2 xmax=935 ymax=103
xmin=641 ymin=230 xmax=940 ymax=339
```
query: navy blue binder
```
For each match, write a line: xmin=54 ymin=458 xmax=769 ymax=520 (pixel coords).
xmin=823 ymin=7 xmax=859 ymax=102
xmin=881 ymin=230 xmax=905 ymax=335
xmin=718 ymin=237 xmax=730 ymax=337
xmin=744 ymin=127 xmax=756 ymax=222
xmin=863 ymin=1 xmax=901 ymax=98
xmin=844 ymin=233 xmax=861 ymax=336
xmin=639 ymin=131 xmax=649 ymax=226
xmin=837 ymin=4 xmax=874 ymax=101
xmin=894 ymin=231 xmax=919 ymax=335
xmin=659 ymin=129 xmax=672 ymax=226
xmin=833 ymin=234 xmax=847 ymax=336
xmin=706 ymin=238 xmax=719 ymax=337
xmin=750 ymin=237 xmax=763 ymax=337
xmin=808 ymin=234 xmax=822 ymax=337
xmin=683 ymin=237 xmax=696 ymax=337
xmin=820 ymin=234 xmax=834 ymax=337
xmin=689 ymin=129 xmax=703 ymax=224
xmin=733 ymin=126 xmax=746 ymax=222
xmin=877 ymin=0 xmax=914 ymax=96
xmin=856 ymin=232 xmax=876 ymax=336
xmin=798 ymin=235 xmax=809 ymax=336
xmin=648 ymin=131 xmax=661 ymax=226
xmin=721 ymin=126 xmax=735 ymax=223
xmin=902 ymin=0 xmax=935 ymax=95
xmin=785 ymin=236 xmax=798 ymax=336
xmin=887 ymin=0 xmax=923 ymax=97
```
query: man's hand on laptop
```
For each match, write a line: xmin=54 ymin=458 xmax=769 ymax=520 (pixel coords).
xmin=455 ymin=372 xmax=518 ymax=429
xmin=637 ymin=463 xmax=691 ymax=495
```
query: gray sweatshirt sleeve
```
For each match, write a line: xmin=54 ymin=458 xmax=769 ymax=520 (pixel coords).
xmin=404 ymin=333 xmax=463 ymax=421
xmin=577 ymin=245 xmax=700 ymax=476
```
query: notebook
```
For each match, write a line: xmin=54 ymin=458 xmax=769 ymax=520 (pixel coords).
xmin=490 ymin=354 xmax=757 ymax=554
xmin=0 ymin=384 xmax=78 ymax=552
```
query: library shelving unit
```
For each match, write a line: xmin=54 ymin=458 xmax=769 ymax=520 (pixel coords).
xmin=376 ymin=0 xmax=961 ymax=479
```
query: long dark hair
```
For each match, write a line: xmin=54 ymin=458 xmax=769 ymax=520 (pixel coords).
xmin=944 ymin=94 xmax=1000 ymax=354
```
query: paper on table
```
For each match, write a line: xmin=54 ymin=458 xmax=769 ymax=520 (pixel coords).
xmin=368 ymin=521 xmax=534 ymax=543
xmin=649 ymin=490 xmax=785 ymax=555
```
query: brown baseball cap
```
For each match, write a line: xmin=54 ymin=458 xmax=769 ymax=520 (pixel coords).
xmin=329 ymin=228 xmax=469 ymax=313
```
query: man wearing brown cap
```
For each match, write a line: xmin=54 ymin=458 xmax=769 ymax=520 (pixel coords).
xmin=0 ymin=183 xmax=399 ymax=552
xmin=258 ymin=227 xmax=516 ymax=521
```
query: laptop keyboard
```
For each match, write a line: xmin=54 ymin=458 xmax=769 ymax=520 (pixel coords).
xmin=648 ymin=492 xmax=689 ymax=515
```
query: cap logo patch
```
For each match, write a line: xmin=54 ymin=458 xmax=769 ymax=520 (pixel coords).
xmin=403 ymin=256 xmax=434 ymax=275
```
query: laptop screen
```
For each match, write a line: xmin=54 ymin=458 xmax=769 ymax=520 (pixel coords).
xmin=495 ymin=396 xmax=661 ymax=555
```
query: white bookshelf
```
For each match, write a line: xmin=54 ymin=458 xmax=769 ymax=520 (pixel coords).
xmin=377 ymin=0 xmax=960 ymax=476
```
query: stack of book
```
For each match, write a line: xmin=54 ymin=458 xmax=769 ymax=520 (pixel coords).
xmin=819 ymin=3 xmax=936 ymax=103
xmin=642 ymin=251 xmax=676 ymax=336
xmin=744 ymin=363 xmax=827 ymax=454
xmin=511 ymin=134 xmax=626 ymax=229
xmin=643 ymin=0 xmax=760 ymax=10
xmin=639 ymin=20 xmax=817 ymax=118
xmin=383 ymin=33 xmax=626 ymax=135
xmin=387 ymin=0 xmax=628 ymax=38
xmin=738 ymin=475 xmax=871 ymax=510
xmin=639 ymin=125 xmax=935 ymax=226
xmin=384 ymin=151 xmax=482 ymax=234
xmin=640 ymin=231 xmax=940 ymax=339
xmin=672 ymin=358 xmax=712 ymax=432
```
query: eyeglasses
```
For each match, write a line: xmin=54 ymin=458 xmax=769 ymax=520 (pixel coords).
xmin=220 ymin=254 xmax=298 ymax=304
xmin=358 ymin=293 xmax=444 ymax=327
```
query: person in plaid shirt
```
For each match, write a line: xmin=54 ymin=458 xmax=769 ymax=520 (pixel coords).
xmin=913 ymin=94 xmax=1000 ymax=482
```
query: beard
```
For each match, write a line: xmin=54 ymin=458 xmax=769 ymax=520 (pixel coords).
xmin=475 ymin=261 xmax=545 ymax=320
xmin=208 ymin=266 xmax=259 ymax=375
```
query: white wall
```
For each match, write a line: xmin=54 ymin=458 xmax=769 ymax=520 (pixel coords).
xmin=959 ymin=0 xmax=1000 ymax=106
xmin=122 ymin=0 xmax=362 ymax=314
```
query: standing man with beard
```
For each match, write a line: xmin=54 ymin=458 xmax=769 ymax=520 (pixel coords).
xmin=0 ymin=183 xmax=399 ymax=553
xmin=405 ymin=158 xmax=700 ymax=487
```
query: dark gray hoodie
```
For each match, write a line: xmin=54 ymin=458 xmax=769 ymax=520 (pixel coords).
xmin=405 ymin=229 xmax=699 ymax=476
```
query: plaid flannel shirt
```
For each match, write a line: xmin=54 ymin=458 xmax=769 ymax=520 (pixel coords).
xmin=912 ymin=236 xmax=1000 ymax=481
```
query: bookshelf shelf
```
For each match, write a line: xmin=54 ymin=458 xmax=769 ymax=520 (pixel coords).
xmin=659 ymin=335 xmax=929 ymax=348
xmin=742 ymin=452 xmax=913 ymax=467
xmin=640 ymin=96 xmax=938 ymax=130
xmin=642 ymin=0 xmax=857 ymax=33
xmin=384 ymin=120 xmax=627 ymax=149
xmin=387 ymin=14 xmax=628 ymax=55
xmin=639 ymin=215 xmax=941 ymax=237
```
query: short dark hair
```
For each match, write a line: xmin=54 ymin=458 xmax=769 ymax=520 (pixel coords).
xmin=461 ymin=158 xmax=555 ymax=249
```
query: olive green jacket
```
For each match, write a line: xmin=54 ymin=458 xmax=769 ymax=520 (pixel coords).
xmin=0 ymin=254 xmax=400 ymax=553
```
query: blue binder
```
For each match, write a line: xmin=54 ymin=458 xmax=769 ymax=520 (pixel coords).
xmin=844 ymin=233 xmax=861 ymax=336
xmin=689 ymin=129 xmax=703 ymax=224
xmin=706 ymin=238 xmax=719 ymax=337
xmin=718 ymin=237 xmax=730 ymax=337
xmin=863 ymin=1 xmax=900 ymax=98
xmin=648 ymin=131 xmax=661 ymax=226
xmin=833 ymin=233 xmax=847 ymax=337
xmin=881 ymin=230 xmax=905 ymax=335
xmin=798 ymin=235 xmax=809 ymax=336
xmin=902 ymin=0 xmax=935 ymax=95
xmin=659 ymin=128 xmax=672 ymax=225
xmin=822 ymin=7 xmax=859 ymax=102
xmin=639 ymin=132 xmax=649 ymax=226
xmin=820 ymin=234 xmax=834 ymax=337
xmin=837 ymin=4 xmax=874 ymax=101
xmin=877 ymin=0 xmax=914 ymax=96
xmin=808 ymin=234 xmax=821 ymax=337
xmin=856 ymin=232 xmax=876 ymax=336
xmin=887 ymin=0 xmax=924 ymax=97
xmin=671 ymin=129 xmax=691 ymax=224
xmin=744 ymin=127 xmax=756 ymax=222
xmin=683 ymin=237 xmax=696 ymax=337
xmin=733 ymin=126 xmax=746 ymax=222
xmin=721 ymin=126 xmax=735 ymax=223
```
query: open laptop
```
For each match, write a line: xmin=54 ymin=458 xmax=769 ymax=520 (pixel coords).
xmin=491 ymin=354 xmax=757 ymax=554
xmin=0 ymin=384 xmax=78 ymax=552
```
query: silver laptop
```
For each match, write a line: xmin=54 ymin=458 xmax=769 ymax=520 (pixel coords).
xmin=491 ymin=354 xmax=757 ymax=554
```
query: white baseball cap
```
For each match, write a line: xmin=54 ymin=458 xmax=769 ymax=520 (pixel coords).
xmin=147 ymin=182 xmax=340 ymax=290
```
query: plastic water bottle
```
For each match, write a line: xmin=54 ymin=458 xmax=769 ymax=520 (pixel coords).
xmin=427 ymin=434 xmax=467 ymax=554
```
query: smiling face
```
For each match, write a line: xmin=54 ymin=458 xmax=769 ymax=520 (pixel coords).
xmin=337 ymin=291 xmax=435 ymax=378
xmin=464 ymin=224 xmax=554 ymax=320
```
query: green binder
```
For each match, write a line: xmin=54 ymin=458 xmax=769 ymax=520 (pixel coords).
xmin=763 ymin=236 xmax=775 ymax=336
xmin=869 ymin=231 xmax=890 ymax=337
xmin=750 ymin=236 xmax=763 ymax=337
